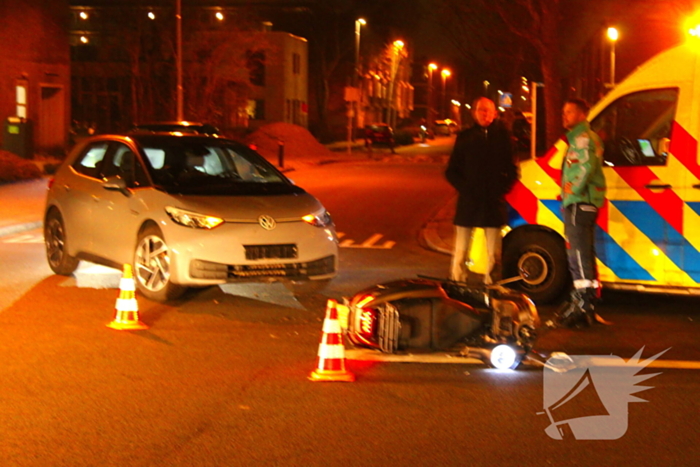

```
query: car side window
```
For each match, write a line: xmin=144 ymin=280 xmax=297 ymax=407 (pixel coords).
xmin=591 ymin=88 xmax=678 ymax=167
xmin=73 ymin=142 xmax=109 ymax=178
xmin=100 ymin=143 xmax=150 ymax=188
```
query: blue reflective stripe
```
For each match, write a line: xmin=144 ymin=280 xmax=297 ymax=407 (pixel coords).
xmin=507 ymin=204 xmax=527 ymax=228
xmin=613 ymin=201 xmax=700 ymax=283
xmin=688 ymin=202 xmax=700 ymax=217
xmin=541 ymin=199 xmax=563 ymax=221
xmin=614 ymin=201 xmax=664 ymax=243
xmin=595 ymin=226 xmax=655 ymax=281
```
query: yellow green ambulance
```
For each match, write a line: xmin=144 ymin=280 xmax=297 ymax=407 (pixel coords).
xmin=502 ymin=38 xmax=700 ymax=303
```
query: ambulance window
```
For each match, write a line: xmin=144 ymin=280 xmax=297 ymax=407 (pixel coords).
xmin=591 ymin=88 xmax=678 ymax=167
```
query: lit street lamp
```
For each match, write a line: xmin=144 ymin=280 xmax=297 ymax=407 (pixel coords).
xmin=388 ymin=40 xmax=405 ymax=128
xmin=352 ymin=18 xmax=366 ymax=143
xmin=354 ymin=18 xmax=366 ymax=84
xmin=427 ymin=63 xmax=438 ymax=124
xmin=607 ymin=26 xmax=619 ymax=86
xmin=441 ymin=68 xmax=451 ymax=119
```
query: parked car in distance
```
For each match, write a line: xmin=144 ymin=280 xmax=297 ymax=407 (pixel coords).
xmin=44 ymin=133 xmax=338 ymax=301
xmin=130 ymin=121 xmax=221 ymax=136
xmin=433 ymin=119 xmax=459 ymax=136
xmin=363 ymin=123 xmax=394 ymax=145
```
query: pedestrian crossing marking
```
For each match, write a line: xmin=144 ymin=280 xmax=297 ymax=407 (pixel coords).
xmin=337 ymin=232 xmax=395 ymax=249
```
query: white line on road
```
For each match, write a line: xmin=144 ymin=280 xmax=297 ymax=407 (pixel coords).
xmin=2 ymin=234 xmax=43 ymax=244
xmin=339 ymin=233 xmax=395 ymax=249
xmin=346 ymin=348 xmax=700 ymax=370
xmin=346 ymin=348 xmax=482 ymax=364
xmin=361 ymin=233 xmax=383 ymax=247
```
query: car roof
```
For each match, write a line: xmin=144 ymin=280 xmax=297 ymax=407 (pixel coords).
xmin=130 ymin=121 xmax=220 ymax=135
xmin=77 ymin=133 xmax=242 ymax=147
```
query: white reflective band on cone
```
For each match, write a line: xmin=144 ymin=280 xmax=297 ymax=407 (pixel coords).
xmin=119 ymin=278 xmax=136 ymax=291
xmin=116 ymin=298 xmax=138 ymax=312
xmin=317 ymin=344 xmax=346 ymax=359
xmin=322 ymin=319 xmax=342 ymax=334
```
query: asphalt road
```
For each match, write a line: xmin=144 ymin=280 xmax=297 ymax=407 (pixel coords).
xmin=0 ymin=150 xmax=699 ymax=466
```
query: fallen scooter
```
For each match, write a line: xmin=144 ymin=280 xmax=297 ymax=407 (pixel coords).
xmin=342 ymin=275 xmax=541 ymax=369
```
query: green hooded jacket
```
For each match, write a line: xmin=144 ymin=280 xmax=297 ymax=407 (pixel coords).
xmin=561 ymin=121 xmax=606 ymax=208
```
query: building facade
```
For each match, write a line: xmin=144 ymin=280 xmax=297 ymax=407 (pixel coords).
xmin=68 ymin=2 xmax=309 ymax=134
xmin=0 ymin=0 xmax=70 ymax=156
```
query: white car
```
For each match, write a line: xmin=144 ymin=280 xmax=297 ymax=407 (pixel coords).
xmin=44 ymin=134 xmax=338 ymax=301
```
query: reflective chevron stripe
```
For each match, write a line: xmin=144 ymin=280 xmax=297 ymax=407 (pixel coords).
xmin=507 ymin=121 xmax=700 ymax=289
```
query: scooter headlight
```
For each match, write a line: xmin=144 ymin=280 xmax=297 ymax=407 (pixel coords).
xmin=490 ymin=344 xmax=519 ymax=370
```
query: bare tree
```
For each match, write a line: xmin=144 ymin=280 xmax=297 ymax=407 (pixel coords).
xmin=434 ymin=0 xmax=700 ymax=146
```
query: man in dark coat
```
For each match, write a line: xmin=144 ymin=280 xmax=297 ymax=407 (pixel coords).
xmin=445 ymin=97 xmax=518 ymax=284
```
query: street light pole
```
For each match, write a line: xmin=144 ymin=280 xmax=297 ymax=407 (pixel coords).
xmin=352 ymin=18 xmax=366 ymax=142
xmin=607 ymin=27 xmax=619 ymax=86
xmin=176 ymin=0 xmax=183 ymax=121
xmin=427 ymin=63 xmax=437 ymax=125
xmin=441 ymin=68 xmax=451 ymax=119
xmin=388 ymin=40 xmax=404 ymax=128
xmin=354 ymin=18 xmax=366 ymax=85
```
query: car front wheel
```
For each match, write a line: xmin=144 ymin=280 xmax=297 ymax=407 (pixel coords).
xmin=503 ymin=230 xmax=569 ymax=304
xmin=44 ymin=210 xmax=80 ymax=275
xmin=134 ymin=225 xmax=186 ymax=301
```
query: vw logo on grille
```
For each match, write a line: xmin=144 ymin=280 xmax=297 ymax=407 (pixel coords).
xmin=258 ymin=215 xmax=277 ymax=230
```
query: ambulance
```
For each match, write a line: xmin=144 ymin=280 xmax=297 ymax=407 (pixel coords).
xmin=501 ymin=39 xmax=700 ymax=303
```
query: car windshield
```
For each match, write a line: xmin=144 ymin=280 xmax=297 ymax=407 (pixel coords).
xmin=131 ymin=135 xmax=302 ymax=196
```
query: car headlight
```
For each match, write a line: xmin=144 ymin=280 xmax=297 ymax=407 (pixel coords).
xmin=165 ymin=206 xmax=224 ymax=229
xmin=302 ymin=210 xmax=333 ymax=228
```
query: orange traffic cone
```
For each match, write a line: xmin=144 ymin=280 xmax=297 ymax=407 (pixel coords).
xmin=309 ymin=299 xmax=355 ymax=382
xmin=107 ymin=264 xmax=148 ymax=331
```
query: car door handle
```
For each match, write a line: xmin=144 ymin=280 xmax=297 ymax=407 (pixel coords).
xmin=644 ymin=183 xmax=672 ymax=189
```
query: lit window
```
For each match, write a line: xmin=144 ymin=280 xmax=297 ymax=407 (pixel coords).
xmin=16 ymin=84 xmax=27 ymax=119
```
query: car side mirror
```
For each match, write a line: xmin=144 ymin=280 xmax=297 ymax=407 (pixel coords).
xmin=103 ymin=176 xmax=131 ymax=197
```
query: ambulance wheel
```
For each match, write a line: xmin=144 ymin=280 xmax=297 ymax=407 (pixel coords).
xmin=503 ymin=230 xmax=569 ymax=304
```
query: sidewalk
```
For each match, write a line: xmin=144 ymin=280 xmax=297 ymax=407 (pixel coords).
xmin=0 ymin=177 xmax=48 ymax=238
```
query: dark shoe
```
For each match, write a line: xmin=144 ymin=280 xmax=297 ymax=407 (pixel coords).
xmin=580 ymin=288 xmax=612 ymax=325
xmin=553 ymin=290 xmax=589 ymax=328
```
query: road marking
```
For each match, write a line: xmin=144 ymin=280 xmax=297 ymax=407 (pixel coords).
xmin=346 ymin=348 xmax=482 ymax=364
xmin=337 ymin=233 xmax=395 ymax=249
xmin=584 ymin=356 xmax=700 ymax=370
xmin=2 ymin=233 xmax=43 ymax=244
xmin=346 ymin=348 xmax=700 ymax=370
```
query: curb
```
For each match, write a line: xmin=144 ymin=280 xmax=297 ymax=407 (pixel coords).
xmin=0 ymin=220 xmax=43 ymax=238
xmin=418 ymin=195 xmax=456 ymax=256
xmin=420 ymin=221 xmax=452 ymax=256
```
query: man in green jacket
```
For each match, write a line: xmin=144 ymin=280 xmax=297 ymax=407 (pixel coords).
xmin=555 ymin=98 xmax=607 ymax=328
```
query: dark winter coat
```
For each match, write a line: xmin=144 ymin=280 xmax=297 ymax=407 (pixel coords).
xmin=445 ymin=122 xmax=518 ymax=227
